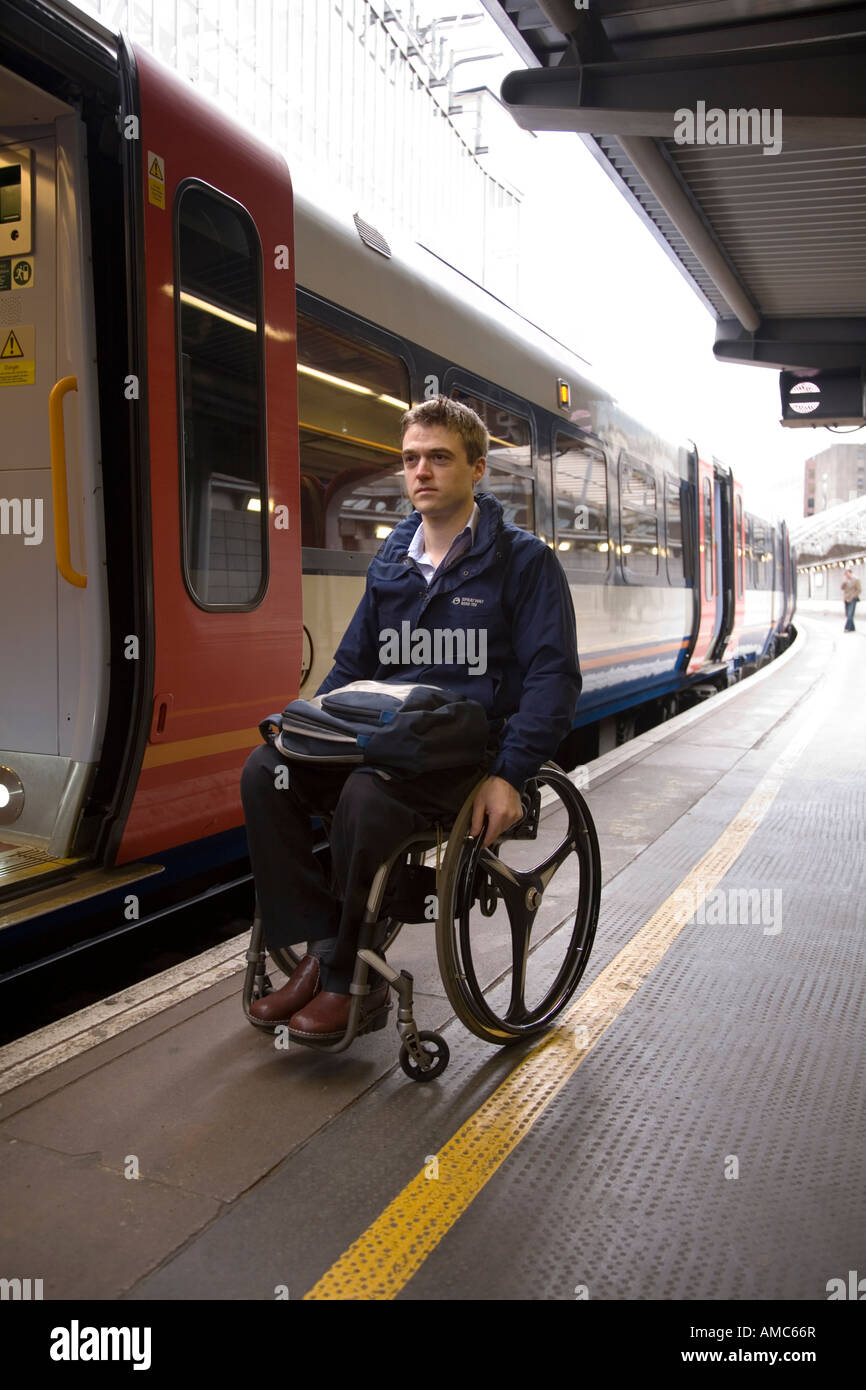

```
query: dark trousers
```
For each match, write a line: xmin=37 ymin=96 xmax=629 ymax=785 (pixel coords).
xmin=844 ymin=598 xmax=857 ymax=630
xmin=240 ymin=745 xmax=486 ymax=991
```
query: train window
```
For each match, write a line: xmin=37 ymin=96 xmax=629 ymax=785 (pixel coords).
xmin=664 ymin=478 xmax=684 ymax=583
xmin=752 ymin=517 xmax=772 ymax=590
xmin=735 ymin=495 xmax=744 ymax=598
xmin=702 ymin=477 xmax=714 ymax=598
xmin=450 ymin=389 xmax=535 ymax=532
xmin=553 ymin=434 xmax=608 ymax=570
xmin=619 ymin=455 xmax=659 ymax=576
xmin=297 ymin=314 xmax=411 ymax=554
xmin=176 ymin=184 xmax=267 ymax=609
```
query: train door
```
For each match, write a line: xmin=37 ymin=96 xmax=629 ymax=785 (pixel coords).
xmin=776 ymin=525 xmax=792 ymax=633
xmin=726 ymin=479 xmax=746 ymax=659
xmin=783 ymin=525 xmax=796 ymax=629
xmin=710 ymin=463 xmax=735 ymax=661
xmin=0 ymin=82 xmax=109 ymax=878
xmin=686 ymin=456 xmax=722 ymax=672
xmin=113 ymin=46 xmax=301 ymax=865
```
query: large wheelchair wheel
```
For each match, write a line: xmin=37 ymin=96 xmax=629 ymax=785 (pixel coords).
xmin=435 ymin=763 xmax=601 ymax=1045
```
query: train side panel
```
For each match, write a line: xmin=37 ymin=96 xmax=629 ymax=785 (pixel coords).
xmin=115 ymin=46 xmax=301 ymax=864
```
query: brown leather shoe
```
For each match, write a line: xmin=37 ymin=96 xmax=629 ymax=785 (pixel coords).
xmin=287 ymin=981 xmax=391 ymax=1041
xmin=248 ymin=954 xmax=321 ymax=1026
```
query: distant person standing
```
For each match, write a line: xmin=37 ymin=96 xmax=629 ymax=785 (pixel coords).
xmin=841 ymin=567 xmax=861 ymax=631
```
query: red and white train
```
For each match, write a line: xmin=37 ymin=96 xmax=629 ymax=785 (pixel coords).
xmin=0 ymin=0 xmax=795 ymax=961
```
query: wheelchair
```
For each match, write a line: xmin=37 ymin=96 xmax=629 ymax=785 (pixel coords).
xmin=242 ymin=762 xmax=601 ymax=1082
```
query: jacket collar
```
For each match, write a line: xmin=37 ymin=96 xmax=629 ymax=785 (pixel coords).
xmin=383 ymin=492 xmax=503 ymax=563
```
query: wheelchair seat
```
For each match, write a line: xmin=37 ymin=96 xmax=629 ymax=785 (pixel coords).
xmin=242 ymin=762 xmax=601 ymax=1081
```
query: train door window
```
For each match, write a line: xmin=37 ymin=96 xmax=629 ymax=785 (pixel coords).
xmin=664 ymin=477 xmax=684 ymax=583
xmin=553 ymin=434 xmax=608 ymax=570
xmin=176 ymin=184 xmax=267 ymax=608
xmin=735 ymin=495 xmax=744 ymax=598
xmin=702 ymin=476 xmax=714 ymax=597
xmin=297 ymin=313 xmax=411 ymax=555
xmin=450 ymin=389 xmax=534 ymax=532
xmin=619 ymin=454 xmax=659 ymax=577
xmin=752 ymin=518 xmax=771 ymax=589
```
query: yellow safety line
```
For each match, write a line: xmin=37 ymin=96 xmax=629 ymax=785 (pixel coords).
xmin=303 ymin=701 xmax=821 ymax=1300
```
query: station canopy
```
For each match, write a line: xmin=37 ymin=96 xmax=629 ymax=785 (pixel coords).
xmin=790 ymin=493 xmax=866 ymax=562
xmin=481 ymin=0 xmax=866 ymax=382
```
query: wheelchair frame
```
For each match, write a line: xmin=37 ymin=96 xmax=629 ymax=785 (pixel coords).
xmin=242 ymin=762 xmax=601 ymax=1081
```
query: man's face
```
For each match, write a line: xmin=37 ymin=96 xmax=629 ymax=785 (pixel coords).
xmin=401 ymin=423 xmax=486 ymax=521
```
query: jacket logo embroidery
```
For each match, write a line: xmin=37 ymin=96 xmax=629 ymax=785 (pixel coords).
xmin=452 ymin=596 xmax=485 ymax=607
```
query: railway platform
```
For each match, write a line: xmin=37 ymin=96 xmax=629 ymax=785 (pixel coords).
xmin=1 ymin=612 xmax=863 ymax=1304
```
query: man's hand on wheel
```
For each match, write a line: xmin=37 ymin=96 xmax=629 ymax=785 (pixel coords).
xmin=470 ymin=776 xmax=523 ymax=849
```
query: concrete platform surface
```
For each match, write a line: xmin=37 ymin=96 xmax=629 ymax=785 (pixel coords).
xmin=0 ymin=614 xmax=863 ymax=1300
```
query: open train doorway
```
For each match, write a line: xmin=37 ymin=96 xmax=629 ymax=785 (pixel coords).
xmin=0 ymin=65 xmax=110 ymax=888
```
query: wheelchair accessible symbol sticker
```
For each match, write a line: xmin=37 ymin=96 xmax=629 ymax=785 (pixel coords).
xmin=12 ymin=258 xmax=34 ymax=288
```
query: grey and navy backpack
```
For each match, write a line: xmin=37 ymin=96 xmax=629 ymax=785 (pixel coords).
xmin=259 ymin=680 xmax=492 ymax=777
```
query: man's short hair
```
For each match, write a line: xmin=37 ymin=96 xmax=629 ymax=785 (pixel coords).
xmin=400 ymin=395 xmax=488 ymax=465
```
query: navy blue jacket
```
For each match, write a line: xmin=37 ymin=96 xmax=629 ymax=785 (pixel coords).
xmin=316 ymin=493 xmax=581 ymax=790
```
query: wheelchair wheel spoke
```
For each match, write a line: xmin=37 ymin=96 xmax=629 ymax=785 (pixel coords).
xmin=533 ymin=829 xmax=577 ymax=890
xmin=474 ymin=856 xmax=542 ymax=1024
xmin=477 ymin=848 xmax=519 ymax=888
xmin=504 ymin=902 xmax=536 ymax=1023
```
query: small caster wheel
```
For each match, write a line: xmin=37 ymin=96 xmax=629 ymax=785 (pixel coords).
xmin=399 ymin=1031 xmax=450 ymax=1083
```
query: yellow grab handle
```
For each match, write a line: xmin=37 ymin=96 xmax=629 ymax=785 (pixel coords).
xmin=48 ymin=375 xmax=87 ymax=589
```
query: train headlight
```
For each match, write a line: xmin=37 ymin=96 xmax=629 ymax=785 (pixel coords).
xmin=0 ymin=766 xmax=24 ymax=825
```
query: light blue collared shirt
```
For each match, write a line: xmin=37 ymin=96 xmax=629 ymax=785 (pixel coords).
xmin=407 ymin=502 xmax=480 ymax=586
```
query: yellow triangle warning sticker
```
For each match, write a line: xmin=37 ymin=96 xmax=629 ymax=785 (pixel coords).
xmin=147 ymin=151 xmax=166 ymax=209
xmin=0 ymin=330 xmax=24 ymax=359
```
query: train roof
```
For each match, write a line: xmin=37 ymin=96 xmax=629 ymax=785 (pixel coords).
xmin=291 ymin=180 xmax=694 ymax=473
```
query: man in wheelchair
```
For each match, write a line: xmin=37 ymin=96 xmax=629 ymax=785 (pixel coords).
xmin=240 ymin=395 xmax=581 ymax=1041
